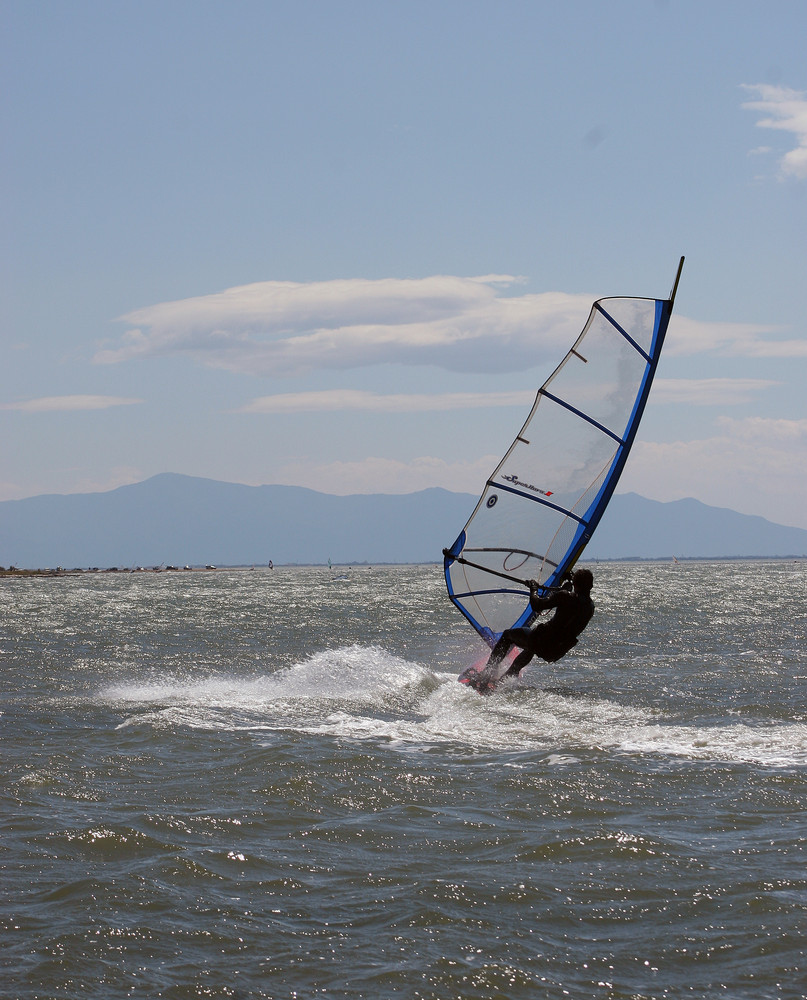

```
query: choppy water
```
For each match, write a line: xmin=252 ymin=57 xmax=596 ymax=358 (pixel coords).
xmin=2 ymin=560 xmax=806 ymax=999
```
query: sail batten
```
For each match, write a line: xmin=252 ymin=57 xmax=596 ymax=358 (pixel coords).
xmin=443 ymin=260 xmax=684 ymax=647
xmin=539 ymin=389 xmax=627 ymax=444
xmin=595 ymin=302 xmax=653 ymax=362
xmin=489 ymin=481 xmax=588 ymax=521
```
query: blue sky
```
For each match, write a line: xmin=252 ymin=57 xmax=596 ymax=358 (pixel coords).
xmin=2 ymin=0 xmax=806 ymax=529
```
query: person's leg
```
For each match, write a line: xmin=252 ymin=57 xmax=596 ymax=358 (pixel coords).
xmin=486 ymin=629 xmax=515 ymax=666
xmin=503 ymin=647 xmax=534 ymax=678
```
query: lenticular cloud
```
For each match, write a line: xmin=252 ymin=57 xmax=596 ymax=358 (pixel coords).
xmin=94 ymin=275 xmax=590 ymax=377
xmin=93 ymin=272 xmax=794 ymax=379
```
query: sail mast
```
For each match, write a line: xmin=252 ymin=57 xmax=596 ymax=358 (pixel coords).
xmin=669 ymin=256 xmax=685 ymax=307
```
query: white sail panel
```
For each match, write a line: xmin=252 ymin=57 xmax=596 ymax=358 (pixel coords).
xmin=444 ymin=265 xmax=683 ymax=646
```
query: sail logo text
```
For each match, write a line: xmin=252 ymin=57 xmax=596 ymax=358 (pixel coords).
xmin=501 ymin=474 xmax=553 ymax=497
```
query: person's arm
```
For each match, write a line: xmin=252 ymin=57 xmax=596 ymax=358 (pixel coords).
xmin=528 ymin=580 xmax=559 ymax=614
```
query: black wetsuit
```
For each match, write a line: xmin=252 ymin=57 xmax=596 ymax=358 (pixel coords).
xmin=488 ymin=585 xmax=595 ymax=675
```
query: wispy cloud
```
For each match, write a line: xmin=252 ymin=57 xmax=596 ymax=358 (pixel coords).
xmin=652 ymin=378 xmax=779 ymax=405
xmin=0 ymin=395 xmax=143 ymax=413
xmin=0 ymin=466 xmax=145 ymax=502
xmin=94 ymin=276 xmax=614 ymax=377
xmin=741 ymin=83 xmax=807 ymax=180
xmin=94 ymin=275 xmax=802 ymax=378
xmin=95 ymin=275 xmax=586 ymax=377
xmin=270 ymin=454 xmax=501 ymax=496
xmin=261 ymin=417 xmax=807 ymax=526
xmin=620 ymin=417 xmax=807 ymax=529
xmin=239 ymin=379 xmax=777 ymax=414
xmin=238 ymin=389 xmax=535 ymax=414
xmin=666 ymin=316 xmax=803 ymax=358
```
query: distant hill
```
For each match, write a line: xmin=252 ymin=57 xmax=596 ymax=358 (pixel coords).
xmin=589 ymin=492 xmax=807 ymax=561
xmin=0 ymin=473 xmax=805 ymax=569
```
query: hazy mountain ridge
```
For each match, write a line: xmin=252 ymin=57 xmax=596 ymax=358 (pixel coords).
xmin=1 ymin=473 xmax=805 ymax=569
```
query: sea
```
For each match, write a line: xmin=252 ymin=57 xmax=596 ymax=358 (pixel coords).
xmin=2 ymin=560 xmax=806 ymax=1000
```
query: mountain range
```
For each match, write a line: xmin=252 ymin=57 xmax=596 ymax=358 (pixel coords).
xmin=1 ymin=473 xmax=805 ymax=569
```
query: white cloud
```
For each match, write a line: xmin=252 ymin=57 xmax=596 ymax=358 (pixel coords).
xmin=271 ymin=454 xmax=500 ymax=496
xmin=652 ymin=378 xmax=779 ymax=405
xmin=0 ymin=466 xmax=144 ymax=502
xmin=238 ymin=389 xmax=535 ymax=414
xmin=239 ymin=379 xmax=776 ymax=414
xmin=0 ymin=395 xmax=143 ymax=413
xmin=265 ymin=417 xmax=807 ymax=528
xmin=665 ymin=316 xmax=804 ymax=358
xmin=94 ymin=275 xmax=804 ymax=378
xmin=619 ymin=417 xmax=807 ymax=530
xmin=742 ymin=84 xmax=807 ymax=180
xmin=93 ymin=276 xmax=602 ymax=376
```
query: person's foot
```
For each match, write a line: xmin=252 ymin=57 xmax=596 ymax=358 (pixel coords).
xmin=463 ymin=671 xmax=496 ymax=695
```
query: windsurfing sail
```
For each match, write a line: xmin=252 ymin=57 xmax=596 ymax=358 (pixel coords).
xmin=443 ymin=257 xmax=684 ymax=646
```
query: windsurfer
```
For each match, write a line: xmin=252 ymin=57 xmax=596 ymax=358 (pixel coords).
xmin=481 ymin=568 xmax=595 ymax=681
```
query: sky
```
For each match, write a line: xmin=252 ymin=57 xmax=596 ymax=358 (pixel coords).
xmin=2 ymin=0 xmax=806 ymax=530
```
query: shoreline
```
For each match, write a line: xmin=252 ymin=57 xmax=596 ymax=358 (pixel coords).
xmin=1 ymin=554 xmax=804 ymax=580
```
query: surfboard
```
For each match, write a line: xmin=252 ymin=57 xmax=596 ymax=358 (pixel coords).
xmin=458 ymin=650 xmax=518 ymax=695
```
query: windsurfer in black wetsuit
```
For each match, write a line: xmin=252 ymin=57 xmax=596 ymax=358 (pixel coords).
xmin=468 ymin=568 xmax=595 ymax=691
